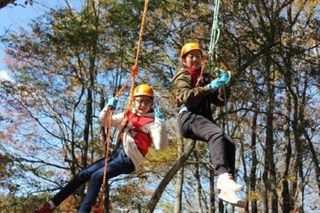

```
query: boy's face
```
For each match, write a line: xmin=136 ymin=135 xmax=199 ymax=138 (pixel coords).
xmin=134 ymin=95 xmax=153 ymax=114
xmin=184 ymin=50 xmax=202 ymax=70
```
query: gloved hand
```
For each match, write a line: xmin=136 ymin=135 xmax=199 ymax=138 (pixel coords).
xmin=208 ymin=70 xmax=231 ymax=90
xmin=217 ymin=69 xmax=231 ymax=83
xmin=155 ymin=107 xmax=165 ymax=121
xmin=107 ymin=97 xmax=118 ymax=109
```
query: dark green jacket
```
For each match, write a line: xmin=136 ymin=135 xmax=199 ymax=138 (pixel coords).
xmin=172 ymin=64 xmax=229 ymax=118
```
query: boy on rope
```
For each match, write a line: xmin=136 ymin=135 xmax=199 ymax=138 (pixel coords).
xmin=34 ymin=84 xmax=168 ymax=213
xmin=172 ymin=42 xmax=245 ymax=207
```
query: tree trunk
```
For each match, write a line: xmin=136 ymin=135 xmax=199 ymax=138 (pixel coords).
xmin=299 ymin=78 xmax=320 ymax=196
xmin=262 ymin=50 xmax=278 ymax=212
xmin=292 ymin=95 xmax=304 ymax=212
xmin=174 ymin=137 xmax=185 ymax=213
xmin=249 ymin=103 xmax=258 ymax=213
xmin=282 ymin=92 xmax=292 ymax=213
xmin=194 ymin=150 xmax=203 ymax=213
xmin=146 ymin=140 xmax=196 ymax=212
xmin=209 ymin=167 xmax=215 ymax=213
xmin=303 ymin=129 xmax=320 ymax=196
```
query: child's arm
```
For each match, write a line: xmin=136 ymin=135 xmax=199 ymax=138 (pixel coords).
xmin=149 ymin=119 xmax=168 ymax=150
xmin=172 ymin=68 xmax=212 ymax=107
xmin=99 ymin=108 xmax=125 ymax=127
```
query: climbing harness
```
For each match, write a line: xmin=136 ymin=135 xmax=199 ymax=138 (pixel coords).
xmin=92 ymin=1 xmax=150 ymax=212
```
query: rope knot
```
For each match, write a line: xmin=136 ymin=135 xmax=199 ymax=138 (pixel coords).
xmin=131 ymin=64 xmax=138 ymax=76
xmin=212 ymin=22 xmax=220 ymax=29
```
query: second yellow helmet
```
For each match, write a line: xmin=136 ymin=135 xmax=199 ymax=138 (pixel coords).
xmin=180 ymin=42 xmax=202 ymax=58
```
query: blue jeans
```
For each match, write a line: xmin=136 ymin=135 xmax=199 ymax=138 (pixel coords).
xmin=51 ymin=149 xmax=135 ymax=213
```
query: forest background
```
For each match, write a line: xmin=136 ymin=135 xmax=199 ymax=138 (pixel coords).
xmin=0 ymin=0 xmax=319 ymax=212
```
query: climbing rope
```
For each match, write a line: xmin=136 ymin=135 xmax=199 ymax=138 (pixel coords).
xmin=207 ymin=0 xmax=231 ymax=135
xmin=195 ymin=0 xmax=222 ymax=87
xmin=208 ymin=0 xmax=221 ymax=63
xmin=115 ymin=0 xmax=149 ymax=113
xmin=92 ymin=1 xmax=150 ymax=212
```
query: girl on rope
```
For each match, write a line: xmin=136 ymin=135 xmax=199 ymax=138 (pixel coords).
xmin=172 ymin=42 xmax=245 ymax=207
xmin=34 ymin=84 xmax=168 ymax=213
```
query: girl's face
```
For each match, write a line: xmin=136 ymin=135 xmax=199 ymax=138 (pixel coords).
xmin=134 ymin=95 xmax=153 ymax=114
xmin=184 ymin=50 xmax=202 ymax=70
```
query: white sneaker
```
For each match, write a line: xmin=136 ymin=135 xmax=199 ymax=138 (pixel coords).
xmin=218 ymin=190 xmax=246 ymax=208
xmin=217 ymin=173 xmax=242 ymax=191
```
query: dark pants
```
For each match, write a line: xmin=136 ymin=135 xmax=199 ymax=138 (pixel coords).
xmin=51 ymin=149 xmax=134 ymax=213
xmin=178 ymin=111 xmax=235 ymax=175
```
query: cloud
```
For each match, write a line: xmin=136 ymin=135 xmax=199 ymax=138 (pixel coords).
xmin=0 ymin=70 xmax=14 ymax=83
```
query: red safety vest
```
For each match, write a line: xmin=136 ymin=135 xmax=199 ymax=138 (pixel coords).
xmin=126 ymin=111 xmax=154 ymax=156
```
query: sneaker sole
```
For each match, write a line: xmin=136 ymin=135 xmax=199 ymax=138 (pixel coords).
xmin=218 ymin=196 xmax=247 ymax=208
xmin=217 ymin=185 xmax=243 ymax=192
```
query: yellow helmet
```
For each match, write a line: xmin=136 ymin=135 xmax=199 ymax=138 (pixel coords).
xmin=180 ymin=42 xmax=202 ymax=58
xmin=133 ymin=84 xmax=154 ymax=97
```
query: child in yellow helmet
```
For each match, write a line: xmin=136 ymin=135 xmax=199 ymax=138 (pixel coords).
xmin=172 ymin=42 xmax=245 ymax=207
xmin=35 ymin=84 xmax=168 ymax=213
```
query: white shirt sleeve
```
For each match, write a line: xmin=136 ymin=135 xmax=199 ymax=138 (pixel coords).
xmin=99 ymin=108 xmax=125 ymax=127
xmin=148 ymin=119 xmax=168 ymax=150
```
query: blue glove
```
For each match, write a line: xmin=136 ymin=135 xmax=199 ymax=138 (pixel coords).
xmin=107 ymin=97 xmax=118 ymax=109
xmin=155 ymin=107 xmax=165 ymax=121
xmin=218 ymin=70 xmax=231 ymax=83
xmin=208 ymin=70 xmax=231 ymax=90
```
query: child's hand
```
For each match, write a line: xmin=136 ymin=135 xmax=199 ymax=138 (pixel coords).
xmin=216 ymin=69 xmax=231 ymax=83
xmin=107 ymin=97 xmax=118 ymax=109
xmin=155 ymin=107 xmax=165 ymax=121
xmin=207 ymin=70 xmax=231 ymax=90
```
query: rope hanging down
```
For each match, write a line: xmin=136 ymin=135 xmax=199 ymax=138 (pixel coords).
xmin=92 ymin=1 xmax=150 ymax=212
xmin=207 ymin=0 xmax=231 ymax=137
xmin=196 ymin=0 xmax=222 ymax=87
xmin=208 ymin=0 xmax=221 ymax=63
xmin=115 ymin=0 xmax=149 ymax=112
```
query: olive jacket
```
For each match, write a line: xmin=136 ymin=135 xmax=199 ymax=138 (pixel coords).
xmin=172 ymin=64 xmax=229 ymax=119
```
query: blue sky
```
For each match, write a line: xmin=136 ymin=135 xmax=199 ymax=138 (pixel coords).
xmin=0 ymin=2 xmax=44 ymax=70
xmin=0 ymin=1 xmax=50 ymax=81
xmin=0 ymin=0 xmax=83 ymax=81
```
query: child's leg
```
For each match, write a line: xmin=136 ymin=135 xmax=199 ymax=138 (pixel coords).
xmin=79 ymin=149 xmax=135 ymax=212
xmin=178 ymin=112 xmax=244 ymax=205
xmin=51 ymin=157 xmax=106 ymax=207
xmin=178 ymin=111 xmax=231 ymax=174
xmin=224 ymin=135 xmax=236 ymax=176
xmin=188 ymin=115 xmax=242 ymax=191
xmin=35 ymin=158 xmax=106 ymax=212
